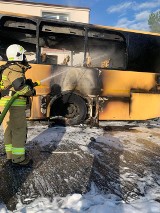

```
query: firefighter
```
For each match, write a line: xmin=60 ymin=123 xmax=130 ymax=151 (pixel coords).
xmin=0 ymin=44 xmax=35 ymax=166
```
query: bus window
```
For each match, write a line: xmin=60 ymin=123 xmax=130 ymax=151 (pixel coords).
xmin=86 ymin=30 xmax=127 ymax=69
xmin=39 ymin=22 xmax=85 ymax=66
xmin=0 ymin=17 xmax=36 ymax=63
xmin=40 ymin=51 xmax=58 ymax=64
xmin=127 ymin=33 xmax=160 ymax=72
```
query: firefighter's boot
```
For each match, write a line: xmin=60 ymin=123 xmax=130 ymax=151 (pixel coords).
xmin=12 ymin=155 xmax=33 ymax=167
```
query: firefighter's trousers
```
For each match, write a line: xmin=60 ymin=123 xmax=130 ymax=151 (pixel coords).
xmin=1 ymin=106 xmax=27 ymax=163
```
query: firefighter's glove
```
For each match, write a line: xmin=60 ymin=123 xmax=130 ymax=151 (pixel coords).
xmin=26 ymin=79 xmax=34 ymax=89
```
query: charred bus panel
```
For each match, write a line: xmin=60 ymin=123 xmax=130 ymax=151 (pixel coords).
xmin=25 ymin=65 xmax=101 ymax=124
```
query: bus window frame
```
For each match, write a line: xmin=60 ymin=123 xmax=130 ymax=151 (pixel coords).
xmin=38 ymin=20 xmax=86 ymax=66
xmin=84 ymin=27 xmax=128 ymax=70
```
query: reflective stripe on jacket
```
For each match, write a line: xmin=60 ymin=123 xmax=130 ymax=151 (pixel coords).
xmin=0 ymin=73 xmax=6 ymax=90
xmin=0 ymin=97 xmax=26 ymax=107
xmin=0 ymin=81 xmax=4 ymax=90
xmin=2 ymin=75 xmax=7 ymax=81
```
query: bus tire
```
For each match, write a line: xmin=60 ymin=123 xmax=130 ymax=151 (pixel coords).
xmin=50 ymin=93 xmax=87 ymax=125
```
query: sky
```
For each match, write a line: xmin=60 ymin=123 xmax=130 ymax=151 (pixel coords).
xmin=30 ymin=0 xmax=160 ymax=31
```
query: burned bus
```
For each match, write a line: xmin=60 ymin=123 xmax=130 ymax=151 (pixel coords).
xmin=0 ymin=12 xmax=160 ymax=125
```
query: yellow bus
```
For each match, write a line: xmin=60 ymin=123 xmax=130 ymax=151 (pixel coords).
xmin=0 ymin=12 xmax=160 ymax=125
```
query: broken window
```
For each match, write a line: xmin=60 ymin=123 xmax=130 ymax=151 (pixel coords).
xmin=39 ymin=22 xmax=85 ymax=66
xmin=86 ymin=30 xmax=127 ymax=69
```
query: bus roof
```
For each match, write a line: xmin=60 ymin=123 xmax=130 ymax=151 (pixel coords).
xmin=0 ymin=10 xmax=159 ymax=37
xmin=93 ymin=23 xmax=160 ymax=36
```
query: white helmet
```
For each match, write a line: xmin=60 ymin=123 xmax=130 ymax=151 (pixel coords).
xmin=6 ymin=44 xmax=26 ymax=61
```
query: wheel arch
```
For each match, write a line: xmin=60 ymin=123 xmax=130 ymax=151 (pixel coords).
xmin=49 ymin=90 xmax=92 ymax=125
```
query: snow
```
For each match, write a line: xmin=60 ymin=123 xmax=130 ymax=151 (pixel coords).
xmin=1 ymin=121 xmax=160 ymax=212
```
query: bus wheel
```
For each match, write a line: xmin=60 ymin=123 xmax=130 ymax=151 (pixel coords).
xmin=50 ymin=93 xmax=87 ymax=125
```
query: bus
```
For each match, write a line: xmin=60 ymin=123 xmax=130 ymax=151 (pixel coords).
xmin=0 ymin=12 xmax=160 ymax=125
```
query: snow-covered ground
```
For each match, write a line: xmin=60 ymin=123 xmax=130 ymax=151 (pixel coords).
xmin=1 ymin=121 xmax=160 ymax=213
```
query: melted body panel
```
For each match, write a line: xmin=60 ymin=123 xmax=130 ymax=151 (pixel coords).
xmin=26 ymin=64 xmax=101 ymax=120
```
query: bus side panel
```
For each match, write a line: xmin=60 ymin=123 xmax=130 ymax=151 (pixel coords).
xmin=99 ymin=93 xmax=160 ymax=120
xmin=25 ymin=64 xmax=52 ymax=96
xmin=26 ymin=64 xmax=52 ymax=119
xmin=99 ymin=69 xmax=160 ymax=121
xmin=99 ymin=100 xmax=130 ymax=120
xmin=29 ymin=96 xmax=45 ymax=119
xmin=130 ymin=93 xmax=160 ymax=120
xmin=100 ymin=69 xmax=156 ymax=97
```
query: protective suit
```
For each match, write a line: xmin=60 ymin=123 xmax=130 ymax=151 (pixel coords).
xmin=0 ymin=44 xmax=34 ymax=166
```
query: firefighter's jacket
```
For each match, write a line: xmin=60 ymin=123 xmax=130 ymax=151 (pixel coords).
xmin=0 ymin=62 xmax=33 ymax=107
